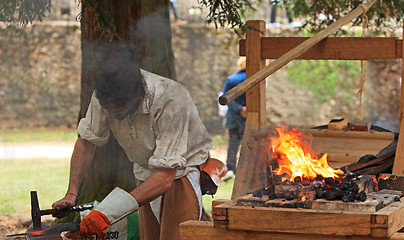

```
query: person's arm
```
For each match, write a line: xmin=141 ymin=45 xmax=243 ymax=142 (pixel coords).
xmin=227 ymin=100 xmax=245 ymax=117
xmin=130 ymin=168 xmax=176 ymax=206
xmin=52 ymin=137 xmax=96 ymax=216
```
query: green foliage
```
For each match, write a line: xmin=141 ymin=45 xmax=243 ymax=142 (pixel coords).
xmin=199 ymin=0 xmax=403 ymax=35
xmin=290 ymin=0 xmax=403 ymax=35
xmin=0 ymin=0 xmax=51 ymax=35
xmin=286 ymin=60 xmax=360 ymax=103
xmin=3 ymin=0 xmax=402 ymax=36
xmin=0 ymin=0 xmax=50 ymax=24
xmin=198 ymin=0 xmax=262 ymax=35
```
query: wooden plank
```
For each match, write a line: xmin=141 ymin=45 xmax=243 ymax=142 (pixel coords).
xmin=393 ymin=26 xmax=404 ymax=175
xmin=231 ymin=114 xmax=261 ymax=199
xmin=212 ymin=200 xmax=236 ymax=229
xmin=231 ymin=20 xmax=267 ymax=200
xmin=302 ymin=129 xmax=395 ymax=163
xmin=213 ymin=200 xmax=375 ymax=236
xmin=310 ymin=136 xmax=393 ymax=163
xmin=371 ymin=199 xmax=404 ymax=238
xmin=240 ymin=38 xmax=402 ymax=60
xmin=222 ymin=205 xmax=372 ymax=236
xmin=180 ymin=220 xmax=403 ymax=240
xmin=303 ymin=129 xmax=395 ymax=140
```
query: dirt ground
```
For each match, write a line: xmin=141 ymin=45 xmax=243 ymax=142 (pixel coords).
xmin=0 ymin=146 xmax=229 ymax=239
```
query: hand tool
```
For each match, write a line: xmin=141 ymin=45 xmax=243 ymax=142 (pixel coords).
xmin=30 ymin=191 xmax=93 ymax=230
xmin=6 ymin=191 xmax=94 ymax=238
xmin=40 ymin=203 xmax=94 ymax=216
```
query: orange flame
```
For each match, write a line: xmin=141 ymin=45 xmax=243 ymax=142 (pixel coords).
xmin=270 ymin=126 xmax=343 ymax=182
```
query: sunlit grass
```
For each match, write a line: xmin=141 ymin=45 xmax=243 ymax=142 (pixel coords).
xmin=0 ymin=158 xmax=70 ymax=215
xmin=0 ymin=127 xmax=77 ymax=142
xmin=210 ymin=134 xmax=228 ymax=147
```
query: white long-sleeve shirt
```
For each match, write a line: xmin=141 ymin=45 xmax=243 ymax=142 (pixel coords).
xmin=77 ymin=69 xmax=212 ymax=181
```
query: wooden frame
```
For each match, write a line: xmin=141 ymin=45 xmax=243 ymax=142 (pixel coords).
xmin=212 ymin=199 xmax=404 ymax=238
xmin=180 ymin=220 xmax=404 ymax=240
xmin=231 ymin=20 xmax=404 ymax=199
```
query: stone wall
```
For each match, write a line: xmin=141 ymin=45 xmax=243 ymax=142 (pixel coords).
xmin=0 ymin=22 xmax=81 ymax=128
xmin=0 ymin=21 xmax=242 ymax=131
xmin=0 ymin=21 xmax=402 ymax=133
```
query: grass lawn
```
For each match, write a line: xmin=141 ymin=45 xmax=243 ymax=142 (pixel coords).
xmin=0 ymin=158 xmax=70 ymax=215
xmin=0 ymin=127 xmax=78 ymax=142
xmin=0 ymin=128 xmax=233 ymax=215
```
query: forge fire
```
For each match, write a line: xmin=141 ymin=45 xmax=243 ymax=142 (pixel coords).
xmin=242 ymin=126 xmax=373 ymax=207
xmin=269 ymin=126 xmax=344 ymax=182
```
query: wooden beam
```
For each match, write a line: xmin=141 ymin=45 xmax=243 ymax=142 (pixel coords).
xmin=392 ymin=25 xmax=404 ymax=175
xmin=239 ymin=38 xmax=402 ymax=60
xmin=231 ymin=20 xmax=266 ymax=199
xmin=219 ymin=1 xmax=375 ymax=106
xmin=180 ymin=220 xmax=404 ymax=240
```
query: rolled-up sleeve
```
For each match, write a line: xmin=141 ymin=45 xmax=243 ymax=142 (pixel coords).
xmin=77 ymin=92 xmax=111 ymax=147
xmin=147 ymin=85 xmax=192 ymax=169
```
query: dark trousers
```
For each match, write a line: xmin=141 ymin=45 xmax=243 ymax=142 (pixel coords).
xmin=270 ymin=5 xmax=293 ymax=23
xmin=226 ymin=127 xmax=244 ymax=173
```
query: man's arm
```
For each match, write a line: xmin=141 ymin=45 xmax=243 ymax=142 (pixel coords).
xmin=80 ymin=167 xmax=177 ymax=239
xmin=130 ymin=168 xmax=177 ymax=206
xmin=52 ymin=137 xmax=96 ymax=214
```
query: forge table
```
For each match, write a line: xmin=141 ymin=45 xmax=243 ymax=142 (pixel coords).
xmin=180 ymin=198 xmax=404 ymax=240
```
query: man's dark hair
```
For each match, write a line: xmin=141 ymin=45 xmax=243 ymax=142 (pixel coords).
xmin=95 ymin=43 xmax=146 ymax=107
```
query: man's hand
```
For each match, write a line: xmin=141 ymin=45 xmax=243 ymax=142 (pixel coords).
xmin=51 ymin=194 xmax=77 ymax=218
xmin=79 ymin=187 xmax=139 ymax=238
xmin=80 ymin=210 xmax=110 ymax=239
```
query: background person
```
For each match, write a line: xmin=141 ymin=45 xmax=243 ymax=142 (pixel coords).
xmin=221 ymin=57 xmax=247 ymax=179
xmin=269 ymin=3 xmax=301 ymax=27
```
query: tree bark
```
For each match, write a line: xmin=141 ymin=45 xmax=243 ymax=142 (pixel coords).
xmin=65 ymin=0 xmax=175 ymax=223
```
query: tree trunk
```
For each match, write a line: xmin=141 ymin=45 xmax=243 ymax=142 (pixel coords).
xmin=66 ymin=0 xmax=175 ymax=223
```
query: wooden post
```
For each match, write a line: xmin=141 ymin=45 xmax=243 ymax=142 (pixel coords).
xmin=392 ymin=24 xmax=404 ymax=175
xmin=231 ymin=20 xmax=266 ymax=199
xmin=219 ymin=1 xmax=375 ymax=106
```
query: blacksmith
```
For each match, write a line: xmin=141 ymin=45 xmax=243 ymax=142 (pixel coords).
xmin=52 ymin=43 xmax=212 ymax=240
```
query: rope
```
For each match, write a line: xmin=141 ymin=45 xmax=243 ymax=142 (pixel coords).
xmin=356 ymin=13 xmax=369 ymax=120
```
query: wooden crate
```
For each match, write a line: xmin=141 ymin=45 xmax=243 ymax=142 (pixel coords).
xmin=211 ymin=198 xmax=404 ymax=238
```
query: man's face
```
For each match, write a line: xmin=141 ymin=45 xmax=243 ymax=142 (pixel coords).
xmin=101 ymin=100 xmax=132 ymax=120
xmin=100 ymin=93 xmax=143 ymax=120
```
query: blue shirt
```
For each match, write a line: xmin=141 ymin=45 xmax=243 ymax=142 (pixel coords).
xmin=222 ymin=70 xmax=246 ymax=129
